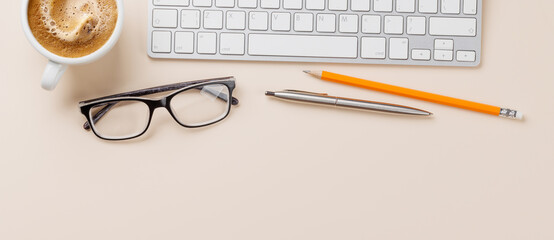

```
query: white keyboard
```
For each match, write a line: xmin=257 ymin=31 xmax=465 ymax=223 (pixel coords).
xmin=148 ymin=0 xmax=482 ymax=67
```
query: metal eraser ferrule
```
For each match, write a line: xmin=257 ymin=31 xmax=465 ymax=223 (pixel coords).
xmin=499 ymin=108 xmax=521 ymax=119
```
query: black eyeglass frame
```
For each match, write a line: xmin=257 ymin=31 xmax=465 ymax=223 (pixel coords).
xmin=78 ymin=77 xmax=238 ymax=141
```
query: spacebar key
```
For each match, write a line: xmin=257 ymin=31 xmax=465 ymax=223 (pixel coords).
xmin=248 ymin=34 xmax=358 ymax=58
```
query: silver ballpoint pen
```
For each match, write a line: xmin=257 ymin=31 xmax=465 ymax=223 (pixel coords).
xmin=265 ymin=90 xmax=432 ymax=116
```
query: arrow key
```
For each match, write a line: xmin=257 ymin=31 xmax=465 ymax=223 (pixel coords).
xmin=412 ymin=49 xmax=431 ymax=61
xmin=456 ymin=50 xmax=476 ymax=62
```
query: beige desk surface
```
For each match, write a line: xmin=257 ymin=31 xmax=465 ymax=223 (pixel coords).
xmin=2 ymin=1 xmax=554 ymax=239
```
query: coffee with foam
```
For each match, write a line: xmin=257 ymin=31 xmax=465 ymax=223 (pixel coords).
xmin=28 ymin=0 xmax=118 ymax=58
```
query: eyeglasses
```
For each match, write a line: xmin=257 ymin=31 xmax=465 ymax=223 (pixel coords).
xmin=79 ymin=77 xmax=239 ymax=140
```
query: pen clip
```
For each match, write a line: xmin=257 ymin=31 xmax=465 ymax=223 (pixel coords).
xmin=283 ymin=89 xmax=328 ymax=96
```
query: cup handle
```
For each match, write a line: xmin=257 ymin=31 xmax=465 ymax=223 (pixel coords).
xmin=41 ymin=60 xmax=67 ymax=90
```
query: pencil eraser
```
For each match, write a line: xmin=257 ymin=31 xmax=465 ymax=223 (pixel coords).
xmin=516 ymin=111 xmax=524 ymax=120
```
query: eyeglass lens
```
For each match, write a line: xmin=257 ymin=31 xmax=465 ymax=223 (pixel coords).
xmin=89 ymin=100 xmax=150 ymax=139
xmin=170 ymin=84 xmax=231 ymax=127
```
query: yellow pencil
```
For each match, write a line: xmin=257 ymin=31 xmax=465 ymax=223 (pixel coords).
xmin=304 ymin=70 xmax=523 ymax=120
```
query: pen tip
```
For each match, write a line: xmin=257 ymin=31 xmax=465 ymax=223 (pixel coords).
xmin=303 ymin=70 xmax=311 ymax=74
xmin=265 ymin=91 xmax=275 ymax=96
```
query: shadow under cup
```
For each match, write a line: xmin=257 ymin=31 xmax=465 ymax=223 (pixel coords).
xmin=21 ymin=0 xmax=124 ymax=91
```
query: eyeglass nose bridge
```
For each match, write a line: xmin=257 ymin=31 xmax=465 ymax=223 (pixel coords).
xmin=148 ymin=98 xmax=169 ymax=110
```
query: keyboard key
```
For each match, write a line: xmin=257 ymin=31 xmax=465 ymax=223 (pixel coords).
xmin=361 ymin=15 xmax=381 ymax=33
xmin=175 ymin=32 xmax=194 ymax=53
xmin=272 ymin=12 xmax=291 ymax=31
xmin=329 ymin=0 xmax=348 ymax=11
xmin=456 ymin=50 xmax=476 ymax=62
xmin=316 ymin=14 xmax=336 ymax=33
xmin=181 ymin=10 xmax=200 ymax=29
xmin=374 ymin=0 xmax=392 ymax=12
xmin=429 ymin=17 xmax=477 ymax=36
xmin=220 ymin=33 xmax=245 ymax=55
xmin=261 ymin=0 xmax=280 ymax=9
xmin=384 ymin=16 xmax=403 ymax=34
xmin=396 ymin=0 xmax=415 ymax=13
xmin=389 ymin=38 xmax=408 ymax=60
xmin=463 ymin=0 xmax=477 ymax=15
xmin=418 ymin=0 xmax=437 ymax=13
xmin=434 ymin=39 xmax=454 ymax=50
xmin=294 ymin=13 xmax=313 ymax=32
xmin=283 ymin=0 xmax=302 ymax=9
xmin=197 ymin=32 xmax=217 ymax=54
xmin=226 ymin=11 xmax=246 ymax=30
xmin=193 ymin=0 xmax=212 ymax=6
xmin=248 ymin=34 xmax=358 ymax=58
xmin=411 ymin=49 xmax=431 ymax=60
xmin=306 ymin=0 xmax=325 ymax=10
xmin=441 ymin=0 xmax=460 ymax=14
xmin=204 ymin=10 xmax=223 ymax=29
xmin=361 ymin=37 xmax=386 ymax=59
xmin=434 ymin=50 xmax=453 ymax=61
xmin=153 ymin=0 xmax=189 ymax=6
xmin=339 ymin=15 xmax=358 ymax=33
xmin=238 ymin=0 xmax=256 ymax=8
xmin=215 ymin=0 xmax=234 ymax=7
xmin=153 ymin=9 xmax=178 ymax=28
xmin=351 ymin=0 xmax=370 ymax=11
xmin=407 ymin=16 xmax=425 ymax=35
xmin=152 ymin=31 xmax=172 ymax=53
xmin=249 ymin=12 xmax=269 ymax=30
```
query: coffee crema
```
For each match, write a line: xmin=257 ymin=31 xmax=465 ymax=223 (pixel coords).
xmin=28 ymin=0 xmax=118 ymax=58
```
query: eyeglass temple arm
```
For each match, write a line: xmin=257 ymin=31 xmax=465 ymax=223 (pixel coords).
xmin=80 ymin=77 xmax=238 ymax=105
xmin=82 ymin=79 xmax=239 ymax=130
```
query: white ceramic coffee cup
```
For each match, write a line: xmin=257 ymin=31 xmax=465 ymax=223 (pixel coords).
xmin=21 ymin=0 xmax=124 ymax=91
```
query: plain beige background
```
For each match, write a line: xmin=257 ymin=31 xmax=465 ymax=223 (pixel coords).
xmin=1 ymin=0 xmax=554 ymax=239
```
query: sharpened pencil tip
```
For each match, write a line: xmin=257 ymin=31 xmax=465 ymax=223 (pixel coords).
xmin=304 ymin=70 xmax=323 ymax=78
xmin=265 ymin=91 xmax=275 ymax=96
